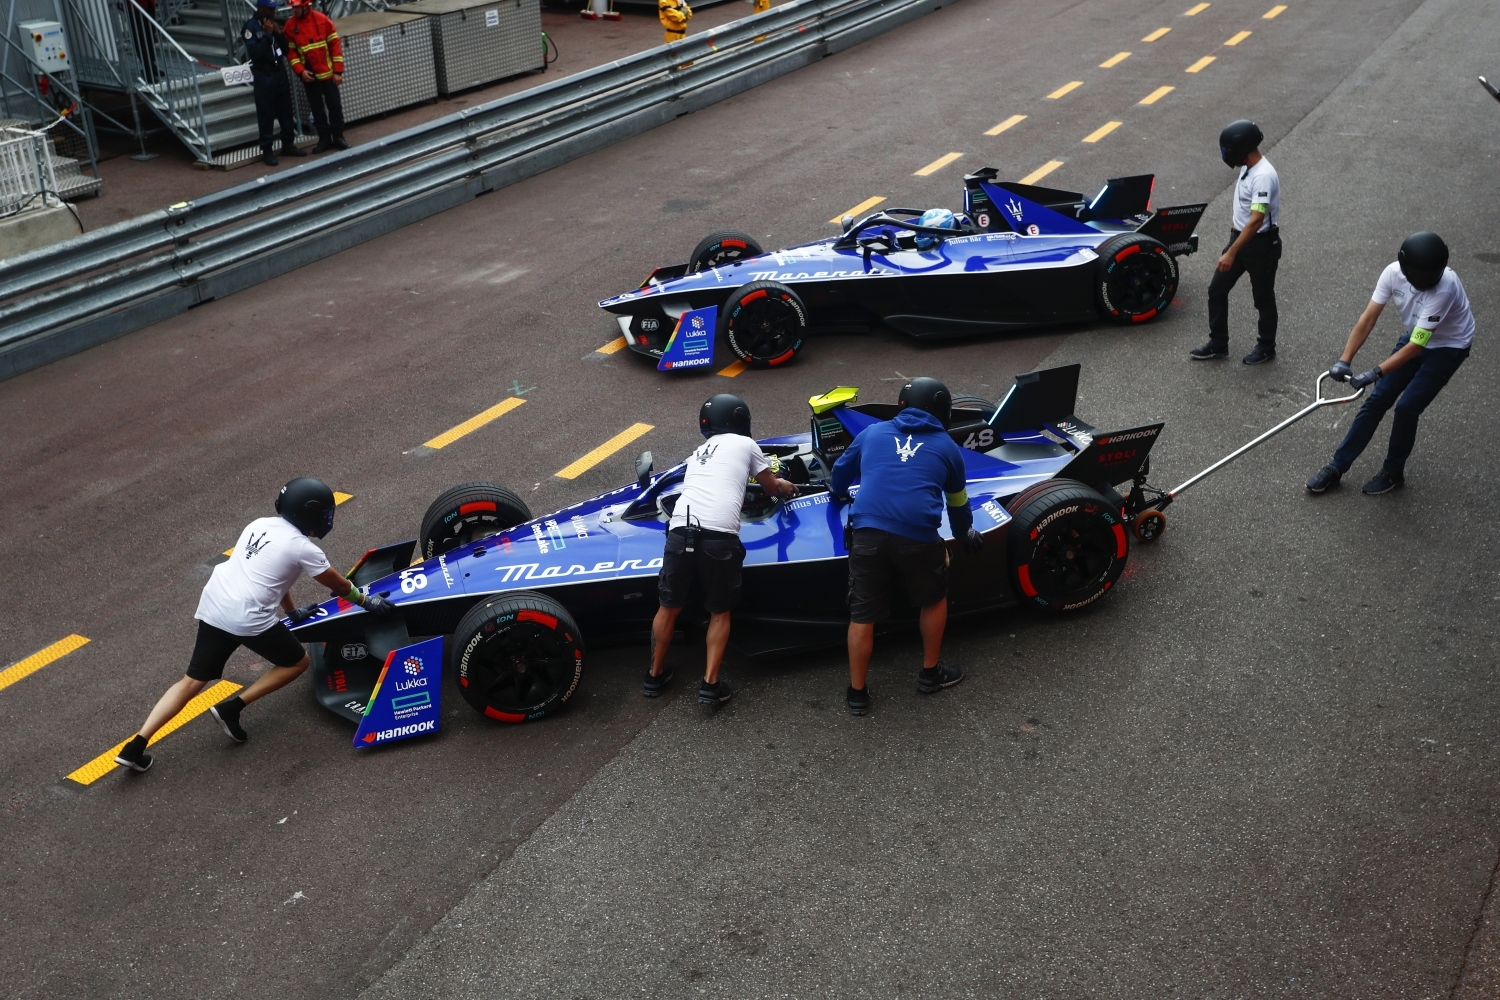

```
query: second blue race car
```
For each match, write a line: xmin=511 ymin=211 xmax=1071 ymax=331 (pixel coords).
xmin=598 ymin=168 xmax=1207 ymax=371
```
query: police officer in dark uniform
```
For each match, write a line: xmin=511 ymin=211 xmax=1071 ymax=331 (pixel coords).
xmin=243 ymin=0 xmax=306 ymax=166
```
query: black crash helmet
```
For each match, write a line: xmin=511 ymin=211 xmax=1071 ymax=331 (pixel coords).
xmin=1219 ymin=119 xmax=1263 ymax=167
xmin=1398 ymin=231 xmax=1449 ymax=291
xmin=276 ymin=476 xmax=336 ymax=537
xmin=699 ymin=393 xmax=751 ymax=438
xmin=897 ymin=376 xmax=953 ymax=428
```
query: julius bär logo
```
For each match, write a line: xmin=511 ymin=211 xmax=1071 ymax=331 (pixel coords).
xmin=404 ymin=656 xmax=423 ymax=677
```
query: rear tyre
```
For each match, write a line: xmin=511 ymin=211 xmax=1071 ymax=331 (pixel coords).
xmin=450 ymin=591 xmax=585 ymax=722
xmin=1006 ymin=479 xmax=1128 ymax=612
xmin=1094 ymin=233 xmax=1178 ymax=325
xmin=721 ymin=281 xmax=808 ymax=368
xmin=950 ymin=392 xmax=998 ymax=422
xmin=688 ymin=231 xmax=764 ymax=273
xmin=418 ymin=482 xmax=531 ymax=561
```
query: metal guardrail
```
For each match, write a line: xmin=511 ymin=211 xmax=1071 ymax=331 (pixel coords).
xmin=0 ymin=0 xmax=952 ymax=380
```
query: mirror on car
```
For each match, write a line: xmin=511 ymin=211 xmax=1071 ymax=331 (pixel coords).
xmin=635 ymin=451 xmax=654 ymax=488
xmin=841 ymin=213 xmax=854 ymax=234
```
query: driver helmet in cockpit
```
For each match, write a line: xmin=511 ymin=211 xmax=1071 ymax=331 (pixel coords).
xmin=913 ymin=208 xmax=959 ymax=250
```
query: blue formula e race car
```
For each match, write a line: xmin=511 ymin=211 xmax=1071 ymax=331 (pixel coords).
xmin=598 ymin=169 xmax=1207 ymax=371
xmin=290 ymin=364 xmax=1172 ymax=727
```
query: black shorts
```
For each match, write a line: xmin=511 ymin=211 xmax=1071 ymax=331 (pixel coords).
xmin=657 ymin=528 xmax=745 ymax=614
xmin=847 ymin=527 xmax=949 ymax=624
xmin=186 ymin=619 xmax=306 ymax=681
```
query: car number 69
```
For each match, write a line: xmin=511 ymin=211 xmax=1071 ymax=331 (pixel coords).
xmin=399 ymin=569 xmax=428 ymax=594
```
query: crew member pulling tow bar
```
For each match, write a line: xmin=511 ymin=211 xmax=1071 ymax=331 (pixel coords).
xmin=1306 ymin=232 xmax=1474 ymax=495
xmin=114 ymin=478 xmax=395 ymax=772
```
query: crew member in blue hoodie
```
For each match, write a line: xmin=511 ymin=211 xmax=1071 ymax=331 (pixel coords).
xmin=830 ymin=377 xmax=983 ymax=716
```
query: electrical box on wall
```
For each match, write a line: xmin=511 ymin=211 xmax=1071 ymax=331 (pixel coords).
xmin=18 ymin=21 xmax=69 ymax=73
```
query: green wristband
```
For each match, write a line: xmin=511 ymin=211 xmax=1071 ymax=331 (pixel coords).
xmin=345 ymin=587 xmax=365 ymax=606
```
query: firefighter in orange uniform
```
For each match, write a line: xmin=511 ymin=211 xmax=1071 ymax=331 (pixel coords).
xmin=658 ymin=0 xmax=691 ymax=43
xmin=284 ymin=0 xmax=346 ymax=152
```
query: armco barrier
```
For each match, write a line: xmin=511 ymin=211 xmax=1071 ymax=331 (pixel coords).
xmin=0 ymin=0 xmax=953 ymax=381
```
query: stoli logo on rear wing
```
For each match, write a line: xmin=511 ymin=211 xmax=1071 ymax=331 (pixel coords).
xmin=1056 ymin=423 xmax=1165 ymax=486
xmin=1136 ymin=204 xmax=1206 ymax=256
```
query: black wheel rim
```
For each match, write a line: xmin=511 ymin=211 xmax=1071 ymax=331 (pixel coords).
xmin=1030 ymin=512 xmax=1117 ymax=600
xmin=701 ymin=244 xmax=753 ymax=269
xmin=732 ymin=298 xmax=800 ymax=360
xmin=467 ymin=622 xmax=575 ymax=714
xmin=1108 ymin=250 xmax=1172 ymax=313
xmin=431 ymin=516 xmax=500 ymax=557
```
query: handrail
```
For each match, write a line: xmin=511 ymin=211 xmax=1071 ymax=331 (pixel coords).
xmin=124 ymin=0 xmax=219 ymax=69
xmin=0 ymin=0 xmax=954 ymax=378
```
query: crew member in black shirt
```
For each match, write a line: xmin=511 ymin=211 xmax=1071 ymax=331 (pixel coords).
xmin=243 ymin=0 xmax=306 ymax=166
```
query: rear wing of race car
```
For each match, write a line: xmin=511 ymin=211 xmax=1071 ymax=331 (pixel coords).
xmin=1135 ymin=203 xmax=1206 ymax=256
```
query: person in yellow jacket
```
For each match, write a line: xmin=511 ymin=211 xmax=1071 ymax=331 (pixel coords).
xmin=752 ymin=0 xmax=769 ymax=12
xmin=659 ymin=0 xmax=691 ymax=43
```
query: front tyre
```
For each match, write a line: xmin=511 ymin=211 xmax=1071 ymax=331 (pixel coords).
xmin=688 ymin=231 xmax=764 ymax=273
xmin=1006 ymin=480 xmax=1128 ymax=612
xmin=418 ymin=482 xmax=531 ymax=560
xmin=450 ymin=591 xmax=585 ymax=722
xmin=722 ymin=280 xmax=808 ymax=368
xmin=1094 ymin=233 xmax=1177 ymax=325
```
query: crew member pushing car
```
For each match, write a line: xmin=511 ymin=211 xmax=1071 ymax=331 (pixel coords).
xmin=646 ymin=394 xmax=796 ymax=706
xmin=243 ymin=0 xmax=306 ymax=166
xmin=1192 ymin=119 xmax=1282 ymax=365
xmin=830 ymin=377 xmax=983 ymax=717
xmin=114 ymin=478 xmax=394 ymax=772
xmin=1306 ymin=232 xmax=1474 ymax=495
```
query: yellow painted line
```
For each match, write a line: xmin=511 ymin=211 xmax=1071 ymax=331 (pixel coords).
xmin=555 ymin=423 xmax=653 ymax=480
xmin=829 ymin=195 xmax=886 ymax=224
xmin=1082 ymin=121 xmax=1123 ymax=143
xmin=1143 ymin=26 xmax=1170 ymax=41
xmin=1263 ymin=4 xmax=1286 ymax=17
xmin=1184 ymin=2 xmax=1209 ymax=14
xmin=1225 ymin=30 xmax=1251 ymax=45
xmin=1018 ymin=160 xmax=1064 ymax=185
xmin=0 ymin=635 xmax=89 ymax=693
xmin=984 ymin=114 xmax=1027 ymax=136
xmin=1046 ymin=81 xmax=1083 ymax=99
xmin=913 ymin=152 xmax=963 ymax=177
xmin=422 ymin=397 xmax=526 ymax=450
xmin=1140 ymin=85 xmax=1176 ymax=105
xmin=223 ymin=491 xmax=353 ymax=556
xmin=1185 ymin=55 xmax=1216 ymax=72
xmin=1099 ymin=51 xmax=1131 ymax=68
xmin=67 ymin=679 xmax=242 ymax=786
xmin=717 ymin=360 xmax=749 ymax=377
xmin=596 ymin=336 xmax=627 ymax=354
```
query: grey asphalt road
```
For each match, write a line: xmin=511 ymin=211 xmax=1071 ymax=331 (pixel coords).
xmin=2 ymin=0 xmax=1496 ymax=996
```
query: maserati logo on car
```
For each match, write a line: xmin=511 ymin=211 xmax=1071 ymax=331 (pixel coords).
xmin=1004 ymin=198 xmax=1024 ymax=220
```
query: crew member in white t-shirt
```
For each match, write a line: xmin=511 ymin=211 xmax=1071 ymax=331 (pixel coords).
xmin=1307 ymin=232 xmax=1474 ymax=495
xmin=1192 ymin=119 xmax=1283 ymax=365
xmin=113 ymin=478 xmax=394 ymax=772
xmin=644 ymin=394 xmax=795 ymax=706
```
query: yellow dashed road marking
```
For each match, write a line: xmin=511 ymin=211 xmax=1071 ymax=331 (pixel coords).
xmin=1046 ymin=81 xmax=1083 ymax=99
xmin=985 ymin=114 xmax=1027 ymax=136
xmin=67 ymin=679 xmax=242 ymax=786
xmin=1225 ymin=30 xmax=1251 ymax=45
xmin=422 ymin=397 xmax=526 ymax=450
xmin=556 ymin=423 xmax=654 ymax=480
xmin=1140 ymin=85 xmax=1176 ymax=105
xmin=1099 ymin=52 xmax=1131 ymax=68
xmin=1082 ymin=121 xmax=1123 ymax=143
xmin=829 ymin=196 xmax=886 ymax=224
xmin=596 ymin=337 xmax=627 ymax=354
xmin=914 ymin=152 xmax=963 ymax=177
xmin=0 ymin=635 xmax=89 ymax=693
xmin=1186 ymin=55 xmax=1216 ymax=72
xmin=717 ymin=360 xmax=749 ymax=377
xmin=1184 ymin=3 xmax=1210 ymax=14
xmin=1143 ymin=27 xmax=1170 ymax=41
xmin=1018 ymin=160 xmax=1064 ymax=185
xmin=1263 ymin=5 xmax=1286 ymax=17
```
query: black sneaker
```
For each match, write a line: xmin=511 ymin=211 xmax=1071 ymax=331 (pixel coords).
xmin=331 ymin=136 xmax=349 ymax=150
xmin=1362 ymin=469 xmax=1404 ymax=495
xmin=310 ymin=140 xmax=334 ymax=154
xmin=1189 ymin=342 xmax=1229 ymax=360
xmin=1306 ymin=464 xmax=1342 ymax=493
xmin=209 ymin=697 xmax=248 ymax=743
xmin=261 ymin=152 xmax=278 ymax=166
xmin=846 ymin=685 xmax=870 ymax=716
xmin=1242 ymin=343 xmax=1276 ymax=365
xmin=280 ymin=141 xmax=307 ymax=157
xmin=917 ymin=661 xmax=965 ymax=693
xmin=643 ymin=666 xmax=673 ymax=698
xmin=698 ymin=679 xmax=733 ymax=705
xmin=114 ymin=734 xmax=152 ymax=773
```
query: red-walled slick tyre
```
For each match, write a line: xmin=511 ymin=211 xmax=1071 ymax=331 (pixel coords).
xmin=418 ymin=482 xmax=531 ymax=560
xmin=1094 ymin=233 xmax=1178 ymax=325
xmin=1006 ymin=479 xmax=1128 ymax=612
xmin=688 ymin=231 xmax=764 ymax=273
xmin=450 ymin=591 xmax=585 ymax=723
xmin=721 ymin=280 xmax=808 ymax=368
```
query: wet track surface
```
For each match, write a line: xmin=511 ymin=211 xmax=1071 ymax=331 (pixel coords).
xmin=4 ymin=0 xmax=1500 ymax=995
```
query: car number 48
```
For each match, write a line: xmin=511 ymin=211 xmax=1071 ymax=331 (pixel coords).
xmin=399 ymin=569 xmax=428 ymax=594
xmin=962 ymin=428 xmax=995 ymax=449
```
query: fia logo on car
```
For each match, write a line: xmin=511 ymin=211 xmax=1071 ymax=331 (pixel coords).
xmin=640 ymin=318 xmax=659 ymax=332
xmin=893 ymin=435 xmax=924 ymax=463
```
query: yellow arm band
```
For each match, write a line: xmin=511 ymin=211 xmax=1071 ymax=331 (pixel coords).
xmin=1250 ymin=203 xmax=1269 ymax=214
xmin=1410 ymin=327 xmax=1433 ymax=347
xmin=945 ymin=489 xmax=969 ymax=507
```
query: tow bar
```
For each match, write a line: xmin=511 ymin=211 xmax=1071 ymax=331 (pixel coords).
xmin=1127 ymin=371 xmax=1366 ymax=542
